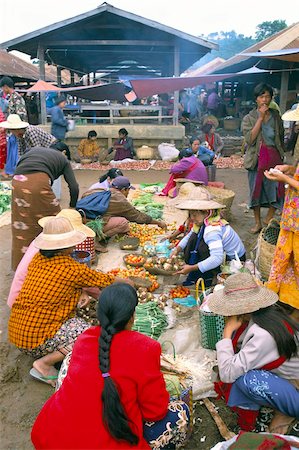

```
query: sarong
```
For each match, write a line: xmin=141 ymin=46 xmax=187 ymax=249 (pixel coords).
xmin=11 ymin=172 xmax=61 ymax=270
xmin=266 ymin=228 xmax=299 ymax=309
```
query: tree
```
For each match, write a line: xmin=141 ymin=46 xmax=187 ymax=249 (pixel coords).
xmin=255 ymin=20 xmax=287 ymax=41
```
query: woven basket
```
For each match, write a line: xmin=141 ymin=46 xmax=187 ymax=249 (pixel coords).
xmin=196 ymin=278 xmax=225 ymax=350
xmin=123 ymin=254 xmax=146 ymax=267
xmin=76 ymin=237 xmax=96 ymax=264
xmin=256 ymin=228 xmax=276 ymax=281
xmin=119 ymin=237 xmax=140 ymax=251
xmin=136 ymin=146 xmax=155 ymax=160
xmin=205 ymin=186 xmax=235 ymax=219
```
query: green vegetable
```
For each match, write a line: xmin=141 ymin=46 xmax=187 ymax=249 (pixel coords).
xmin=132 ymin=301 xmax=168 ymax=340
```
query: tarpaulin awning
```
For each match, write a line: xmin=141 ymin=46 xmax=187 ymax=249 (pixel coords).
xmin=128 ymin=73 xmax=243 ymax=98
xmin=28 ymin=80 xmax=61 ymax=92
xmin=242 ymin=48 xmax=299 ymax=63
xmin=59 ymin=82 xmax=128 ymax=102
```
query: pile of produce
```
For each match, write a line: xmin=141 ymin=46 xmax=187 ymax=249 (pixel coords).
xmin=76 ymin=299 xmax=98 ymax=326
xmin=124 ymin=254 xmax=146 ymax=266
xmin=140 ymin=183 xmax=165 ymax=194
xmin=214 ymin=155 xmax=244 ymax=169
xmin=108 ymin=267 xmax=159 ymax=292
xmin=128 ymin=223 xmax=166 ymax=246
xmin=151 ymin=161 xmax=173 ymax=170
xmin=137 ymin=288 xmax=168 ymax=310
xmin=75 ymin=161 xmax=152 ymax=171
xmin=170 ymin=286 xmax=190 ymax=299
xmin=132 ymin=301 xmax=168 ymax=340
xmin=0 ymin=182 xmax=12 ymax=215
xmin=144 ymin=255 xmax=185 ymax=273
xmin=132 ymin=192 xmax=164 ymax=219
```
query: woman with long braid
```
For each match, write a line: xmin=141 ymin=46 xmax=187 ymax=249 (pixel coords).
xmin=31 ymin=283 xmax=190 ymax=449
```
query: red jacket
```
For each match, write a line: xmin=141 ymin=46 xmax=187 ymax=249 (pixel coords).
xmin=31 ymin=327 xmax=169 ymax=449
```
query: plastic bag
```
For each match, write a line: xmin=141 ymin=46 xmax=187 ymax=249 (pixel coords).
xmin=158 ymin=143 xmax=180 ymax=161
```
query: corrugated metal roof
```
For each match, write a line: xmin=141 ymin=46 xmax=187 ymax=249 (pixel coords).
xmin=209 ymin=22 xmax=299 ymax=74
xmin=0 ymin=3 xmax=217 ymax=77
xmin=0 ymin=49 xmax=58 ymax=82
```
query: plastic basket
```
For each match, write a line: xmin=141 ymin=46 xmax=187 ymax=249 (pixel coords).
xmin=196 ymin=278 xmax=225 ymax=350
xmin=76 ymin=237 xmax=96 ymax=264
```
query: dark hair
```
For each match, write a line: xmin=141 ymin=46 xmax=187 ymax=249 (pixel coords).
xmin=88 ymin=130 xmax=97 ymax=139
xmin=118 ymin=128 xmax=128 ymax=136
xmin=0 ymin=76 xmax=14 ymax=88
xmin=253 ymin=83 xmax=274 ymax=100
xmin=50 ymin=141 xmax=71 ymax=160
xmin=55 ymin=95 xmax=66 ymax=105
xmin=252 ymin=304 xmax=299 ymax=359
xmin=179 ymin=148 xmax=193 ymax=159
xmin=202 ymin=123 xmax=213 ymax=134
xmin=97 ymin=283 xmax=139 ymax=445
xmin=40 ymin=249 xmax=61 ymax=258
xmin=190 ymin=136 xmax=200 ymax=145
xmin=99 ymin=168 xmax=123 ymax=183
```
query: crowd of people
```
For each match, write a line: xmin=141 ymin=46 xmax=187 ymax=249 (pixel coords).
xmin=1 ymin=76 xmax=299 ymax=448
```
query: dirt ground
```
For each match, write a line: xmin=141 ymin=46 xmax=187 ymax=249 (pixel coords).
xmin=0 ymin=167 xmax=262 ymax=450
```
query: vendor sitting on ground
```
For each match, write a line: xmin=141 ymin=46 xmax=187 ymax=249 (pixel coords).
xmin=108 ymin=128 xmax=135 ymax=161
xmin=79 ymin=176 xmax=167 ymax=252
xmin=31 ymin=283 xmax=190 ymax=449
xmin=172 ymin=197 xmax=245 ymax=286
xmin=161 ymin=146 xmax=208 ymax=197
xmin=77 ymin=130 xmax=100 ymax=162
xmin=88 ymin=168 xmax=123 ymax=191
xmin=198 ymin=123 xmax=224 ymax=157
xmin=8 ymin=217 xmax=122 ymax=386
xmin=208 ymin=272 xmax=299 ymax=434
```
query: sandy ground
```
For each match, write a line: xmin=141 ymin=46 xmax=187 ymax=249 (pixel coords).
xmin=0 ymin=167 xmax=261 ymax=450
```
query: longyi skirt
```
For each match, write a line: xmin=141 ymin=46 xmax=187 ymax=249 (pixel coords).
xmin=11 ymin=172 xmax=61 ymax=270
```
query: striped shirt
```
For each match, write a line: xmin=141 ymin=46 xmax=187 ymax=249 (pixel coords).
xmin=179 ymin=224 xmax=245 ymax=273
xmin=8 ymin=253 xmax=114 ymax=349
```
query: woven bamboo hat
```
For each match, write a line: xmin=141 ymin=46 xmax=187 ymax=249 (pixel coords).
xmin=176 ymin=199 xmax=226 ymax=211
xmin=0 ymin=114 xmax=29 ymax=129
xmin=34 ymin=217 xmax=86 ymax=250
xmin=38 ymin=209 xmax=95 ymax=238
xmin=207 ymin=273 xmax=278 ymax=316
xmin=282 ymin=104 xmax=299 ymax=122
xmin=170 ymin=184 xmax=213 ymax=206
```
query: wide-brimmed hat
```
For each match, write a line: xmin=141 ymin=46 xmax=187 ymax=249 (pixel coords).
xmin=38 ymin=209 xmax=95 ymax=238
xmin=176 ymin=199 xmax=226 ymax=211
xmin=282 ymin=104 xmax=299 ymax=122
xmin=174 ymin=178 xmax=205 ymax=185
xmin=207 ymin=273 xmax=278 ymax=316
xmin=170 ymin=184 xmax=212 ymax=206
xmin=0 ymin=114 xmax=29 ymax=129
xmin=34 ymin=217 xmax=86 ymax=250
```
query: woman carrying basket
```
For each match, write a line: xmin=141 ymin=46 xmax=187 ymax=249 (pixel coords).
xmin=207 ymin=272 xmax=299 ymax=434
xmin=31 ymin=283 xmax=190 ymax=449
xmin=172 ymin=197 xmax=245 ymax=286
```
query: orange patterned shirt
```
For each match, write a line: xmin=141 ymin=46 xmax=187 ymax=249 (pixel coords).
xmin=8 ymin=253 xmax=114 ymax=349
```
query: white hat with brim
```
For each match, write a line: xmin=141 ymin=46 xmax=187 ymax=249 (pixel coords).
xmin=0 ymin=114 xmax=29 ymax=129
xmin=282 ymin=104 xmax=299 ymax=122
xmin=207 ymin=273 xmax=278 ymax=316
xmin=176 ymin=199 xmax=226 ymax=211
xmin=38 ymin=209 xmax=95 ymax=238
xmin=34 ymin=229 xmax=86 ymax=250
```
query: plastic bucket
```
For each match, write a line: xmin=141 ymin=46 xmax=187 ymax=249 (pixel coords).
xmin=71 ymin=250 xmax=91 ymax=267
xmin=206 ymin=164 xmax=216 ymax=182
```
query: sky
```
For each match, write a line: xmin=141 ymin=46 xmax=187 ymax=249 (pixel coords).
xmin=1 ymin=0 xmax=298 ymax=47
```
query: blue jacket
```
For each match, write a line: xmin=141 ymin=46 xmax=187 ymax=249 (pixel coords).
xmin=50 ymin=106 xmax=68 ymax=140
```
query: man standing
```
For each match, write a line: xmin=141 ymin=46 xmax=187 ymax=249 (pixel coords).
xmin=0 ymin=76 xmax=28 ymax=121
xmin=50 ymin=96 xmax=68 ymax=141
xmin=0 ymin=77 xmax=28 ymax=176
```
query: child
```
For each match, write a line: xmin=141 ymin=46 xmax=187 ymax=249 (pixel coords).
xmin=77 ymin=130 xmax=100 ymax=162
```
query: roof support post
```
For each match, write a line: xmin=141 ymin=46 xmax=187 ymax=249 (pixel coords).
xmin=279 ymin=71 xmax=289 ymax=114
xmin=173 ymin=44 xmax=180 ymax=126
xmin=37 ymin=44 xmax=47 ymax=125
xmin=57 ymin=67 xmax=62 ymax=87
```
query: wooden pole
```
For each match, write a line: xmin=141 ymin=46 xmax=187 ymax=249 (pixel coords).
xmin=279 ymin=71 xmax=289 ymax=114
xmin=57 ymin=67 xmax=62 ymax=87
xmin=173 ymin=45 xmax=180 ymax=126
xmin=37 ymin=44 xmax=47 ymax=125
